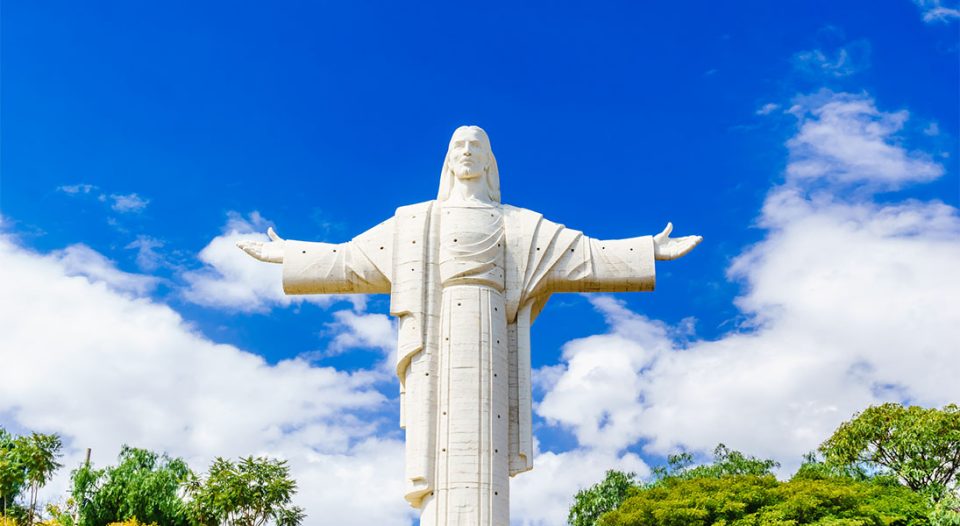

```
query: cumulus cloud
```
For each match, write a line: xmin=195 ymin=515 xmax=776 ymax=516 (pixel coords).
xmin=786 ymin=91 xmax=943 ymax=189
xmin=181 ymin=212 xmax=365 ymax=313
xmin=913 ymin=0 xmax=960 ymax=22
xmin=534 ymin=90 xmax=960 ymax=485
xmin=0 ymin=233 xmax=416 ymax=525
xmin=511 ymin=446 xmax=649 ymax=526
xmin=108 ymin=193 xmax=150 ymax=213
xmin=48 ymin=243 xmax=159 ymax=296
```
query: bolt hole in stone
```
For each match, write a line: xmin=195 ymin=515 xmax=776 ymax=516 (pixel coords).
xmin=457 ymin=303 xmax=462 ymax=306
xmin=302 ymin=250 xmax=306 ymax=254
xmin=425 ymin=373 xmax=429 ymax=376
xmin=454 ymin=238 xmax=458 ymax=242
xmin=495 ymin=492 xmax=499 ymax=496
xmin=333 ymin=249 xmax=337 ymax=252
xmin=495 ymin=449 xmax=498 ymax=453
xmin=380 ymin=246 xmax=384 ymax=250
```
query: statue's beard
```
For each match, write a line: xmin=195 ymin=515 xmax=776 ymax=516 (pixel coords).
xmin=453 ymin=165 xmax=484 ymax=181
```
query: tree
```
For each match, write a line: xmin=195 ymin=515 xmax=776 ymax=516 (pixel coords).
xmin=930 ymin=490 xmax=960 ymax=526
xmin=0 ymin=430 xmax=26 ymax=517
xmin=648 ymin=444 xmax=779 ymax=485
xmin=72 ymin=446 xmax=193 ymax=526
xmin=568 ymin=470 xmax=638 ymax=526
xmin=18 ymin=433 xmax=63 ymax=525
xmin=0 ymin=429 xmax=62 ymax=523
xmin=186 ymin=456 xmax=305 ymax=526
xmin=597 ymin=474 xmax=929 ymax=526
xmin=820 ymin=403 xmax=960 ymax=499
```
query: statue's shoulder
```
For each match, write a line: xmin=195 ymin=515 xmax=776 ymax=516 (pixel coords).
xmin=501 ymin=203 xmax=542 ymax=222
xmin=501 ymin=204 xmax=571 ymax=231
xmin=395 ymin=200 xmax=435 ymax=217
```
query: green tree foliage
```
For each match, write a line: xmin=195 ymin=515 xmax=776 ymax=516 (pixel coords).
xmin=820 ymin=403 xmax=960 ymax=499
xmin=19 ymin=434 xmax=64 ymax=525
xmin=186 ymin=456 xmax=304 ymax=526
xmin=649 ymin=444 xmax=780 ymax=485
xmin=0 ymin=428 xmax=63 ymax=523
xmin=598 ymin=474 xmax=929 ymax=526
xmin=0 ymin=430 xmax=26 ymax=517
xmin=930 ymin=491 xmax=960 ymax=526
xmin=72 ymin=446 xmax=192 ymax=526
xmin=568 ymin=470 xmax=638 ymax=526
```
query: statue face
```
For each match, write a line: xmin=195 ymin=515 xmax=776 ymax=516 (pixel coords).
xmin=448 ymin=128 xmax=490 ymax=181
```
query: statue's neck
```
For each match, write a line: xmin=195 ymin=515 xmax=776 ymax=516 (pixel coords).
xmin=447 ymin=176 xmax=493 ymax=206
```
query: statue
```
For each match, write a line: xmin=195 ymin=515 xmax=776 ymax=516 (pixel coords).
xmin=237 ymin=126 xmax=701 ymax=525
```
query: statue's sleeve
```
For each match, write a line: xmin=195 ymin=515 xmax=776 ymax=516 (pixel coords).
xmin=542 ymin=233 xmax=656 ymax=294
xmin=281 ymin=217 xmax=394 ymax=295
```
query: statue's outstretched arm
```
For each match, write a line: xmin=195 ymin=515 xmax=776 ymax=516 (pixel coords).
xmin=237 ymin=218 xmax=394 ymax=295
xmin=237 ymin=227 xmax=285 ymax=263
xmin=536 ymin=219 xmax=702 ymax=295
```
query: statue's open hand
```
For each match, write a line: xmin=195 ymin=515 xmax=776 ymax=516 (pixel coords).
xmin=236 ymin=227 xmax=285 ymax=263
xmin=653 ymin=222 xmax=703 ymax=261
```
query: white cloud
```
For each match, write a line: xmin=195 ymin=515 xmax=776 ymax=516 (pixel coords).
xmin=108 ymin=193 xmax=150 ymax=213
xmin=511 ymin=446 xmax=649 ymax=526
xmin=55 ymin=185 xmax=150 ymax=215
xmin=0 ymin=232 xmax=415 ymax=526
xmin=792 ymin=40 xmax=870 ymax=78
xmin=786 ymin=91 xmax=943 ymax=189
xmin=756 ymin=103 xmax=780 ymax=116
xmin=48 ymin=243 xmax=159 ymax=296
xmin=313 ymin=310 xmax=399 ymax=375
xmin=125 ymin=235 xmax=167 ymax=272
xmin=534 ymin=90 xmax=960 ymax=483
xmin=181 ymin=212 xmax=365 ymax=313
xmin=57 ymin=184 xmax=97 ymax=195
xmin=913 ymin=0 xmax=960 ymax=22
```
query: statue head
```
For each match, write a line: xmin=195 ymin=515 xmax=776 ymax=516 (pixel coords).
xmin=437 ymin=125 xmax=501 ymax=203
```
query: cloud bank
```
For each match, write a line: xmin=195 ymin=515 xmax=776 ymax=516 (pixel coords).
xmin=0 ymin=233 xmax=415 ymax=525
xmin=524 ymin=91 xmax=960 ymax=524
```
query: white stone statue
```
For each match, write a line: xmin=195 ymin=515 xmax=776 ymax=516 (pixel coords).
xmin=238 ymin=126 xmax=701 ymax=526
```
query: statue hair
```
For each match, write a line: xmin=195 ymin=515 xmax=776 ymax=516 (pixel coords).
xmin=437 ymin=126 xmax=501 ymax=203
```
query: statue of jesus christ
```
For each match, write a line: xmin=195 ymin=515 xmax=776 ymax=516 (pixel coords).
xmin=238 ymin=126 xmax=701 ymax=526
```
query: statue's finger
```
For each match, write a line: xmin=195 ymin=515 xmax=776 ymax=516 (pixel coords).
xmin=660 ymin=222 xmax=673 ymax=238
xmin=267 ymin=227 xmax=280 ymax=241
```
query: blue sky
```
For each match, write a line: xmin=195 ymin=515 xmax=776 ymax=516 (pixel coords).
xmin=2 ymin=2 xmax=958 ymax=525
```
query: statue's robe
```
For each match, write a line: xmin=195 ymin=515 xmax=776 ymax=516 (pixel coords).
xmin=281 ymin=200 xmax=656 ymax=519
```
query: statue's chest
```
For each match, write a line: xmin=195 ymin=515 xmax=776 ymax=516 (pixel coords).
xmin=438 ymin=205 xmax=505 ymax=288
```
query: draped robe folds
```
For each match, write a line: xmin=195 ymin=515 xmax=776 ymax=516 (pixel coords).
xmin=281 ymin=200 xmax=656 ymax=517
